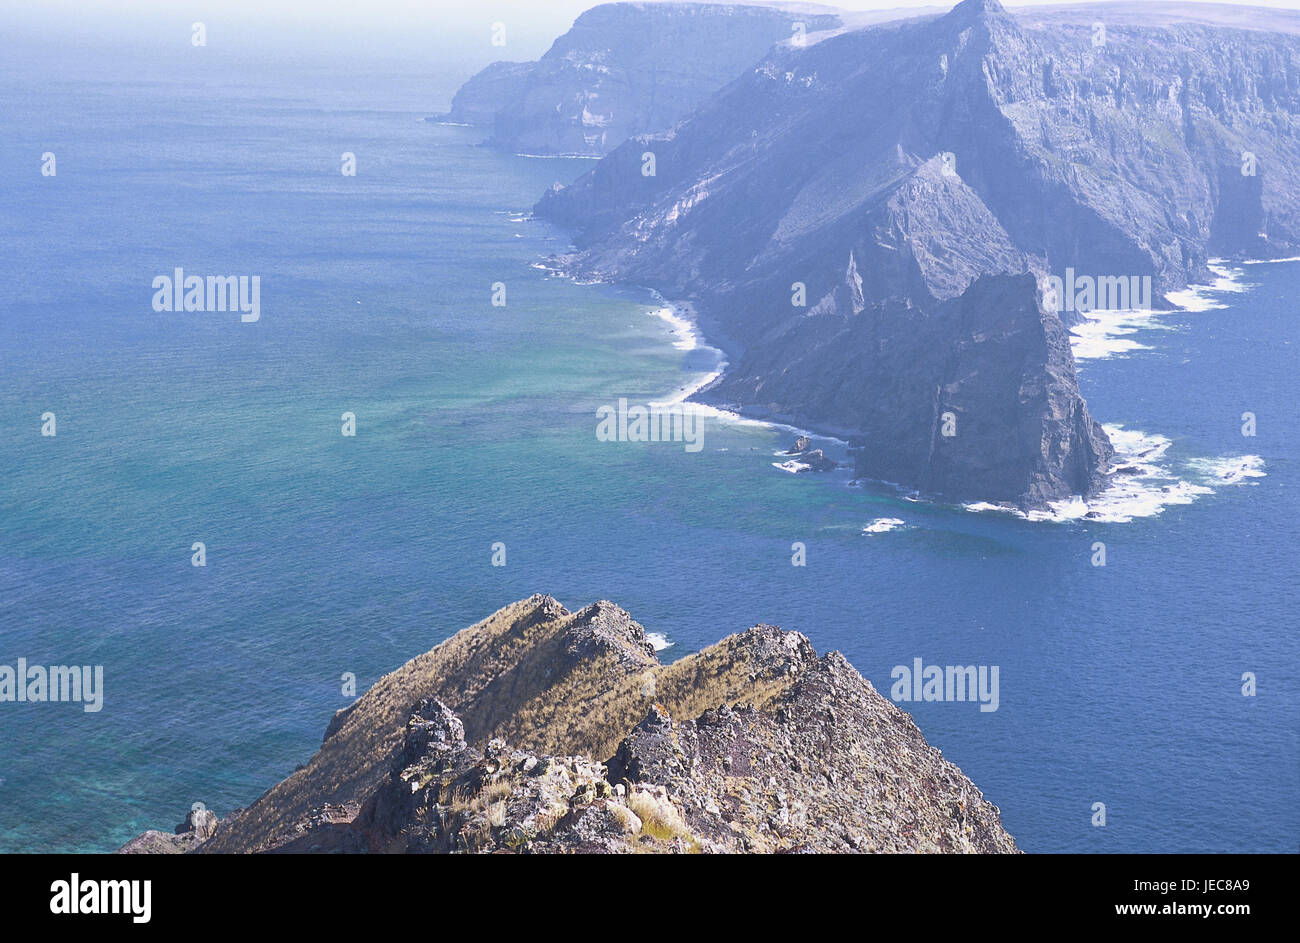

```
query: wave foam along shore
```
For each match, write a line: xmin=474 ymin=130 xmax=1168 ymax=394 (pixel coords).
xmin=964 ymin=425 xmax=1265 ymax=524
xmin=645 ymin=632 xmax=674 ymax=652
xmin=646 ymin=298 xmax=729 ymax=407
xmin=645 ymin=299 xmax=858 ymax=461
xmin=559 ymin=266 xmax=1261 ymax=525
xmin=1070 ymin=261 xmax=1254 ymax=363
xmin=1044 ymin=260 xmax=1264 ymax=521
xmin=554 ymin=257 xmax=1259 ymax=519
xmin=1069 ymin=306 xmax=1163 ymax=363
xmin=651 ymin=304 xmax=701 ymax=352
xmin=536 ymin=256 xmax=856 ymax=454
xmin=1165 ymin=260 xmax=1252 ymax=312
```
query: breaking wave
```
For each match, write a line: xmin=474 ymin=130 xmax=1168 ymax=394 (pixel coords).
xmin=862 ymin=518 xmax=907 ymax=534
xmin=964 ymin=425 xmax=1264 ymax=524
xmin=1071 ymin=260 xmax=1253 ymax=361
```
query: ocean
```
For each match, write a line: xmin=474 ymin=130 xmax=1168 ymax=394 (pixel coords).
xmin=0 ymin=39 xmax=1296 ymax=854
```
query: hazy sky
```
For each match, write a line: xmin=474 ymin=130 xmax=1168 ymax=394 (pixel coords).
xmin=15 ymin=0 xmax=1299 ymax=9
xmin=6 ymin=0 xmax=1298 ymax=75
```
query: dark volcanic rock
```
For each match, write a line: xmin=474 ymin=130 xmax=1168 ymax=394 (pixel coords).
xmin=781 ymin=436 xmax=839 ymax=471
xmin=778 ymin=448 xmax=839 ymax=473
xmin=116 ymin=830 xmax=195 ymax=854
xmin=175 ymin=805 xmax=218 ymax=842
xmin=117 ymin=805 xmax=219 ymax=854
xmin=535 ymin=0 xmax=1300 ymax=507
xmin=733 ymin=272 xmax=1111 ymax=502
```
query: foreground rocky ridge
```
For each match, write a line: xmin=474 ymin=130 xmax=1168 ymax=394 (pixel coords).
xmin=122 ymin=596 xmax=1017 ymax=854
xmin=533 ymin=0 xmax=1299 ymax=508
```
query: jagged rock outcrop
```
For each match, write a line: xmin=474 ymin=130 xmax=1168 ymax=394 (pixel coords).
xmin=440 ymin=3 xmax=841 ymax=155
xmin=122 ymin=596 xmax=1017 ymax=854
xmin=534 ymin=0 xmax=1300 ymax=507
xmin=117 ymin=831 xmax=196 ymax=854
xmin=116 ymin=807 xmax=219 ymax=854
xmin=778 ymin=437 xmax=839 ymax=473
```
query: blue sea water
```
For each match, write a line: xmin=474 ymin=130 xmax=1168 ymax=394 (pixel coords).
xmin=1 ymin=39 xmax=1296 ymax=854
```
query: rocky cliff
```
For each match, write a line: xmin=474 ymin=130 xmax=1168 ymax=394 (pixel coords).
xmin=121 ymin=596 xmax=1018 ymax=854
xmin=533 ymin=0 xmax=1300 ymax=508
xmin=442 ymin=3 xmax=842 ymax=156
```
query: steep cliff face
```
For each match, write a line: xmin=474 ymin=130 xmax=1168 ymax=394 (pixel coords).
xmin=443 ymin=61 xmax=535 ymax=127
xmin=534 ymin=0 xmax=1299 ymax=506
xmin=443 ymin=3 xmax=841 ymax=155
xmin=123 ymin=596 xmax=1018 ymax=854
xmin=710 ymin=269 xmax=1112 ymax=503
xmin=976 ymin=5 xmax=1300 ymax=287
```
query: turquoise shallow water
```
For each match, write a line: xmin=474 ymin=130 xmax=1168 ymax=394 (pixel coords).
xmin=0 ymin=41 xmax=1296 ymax=854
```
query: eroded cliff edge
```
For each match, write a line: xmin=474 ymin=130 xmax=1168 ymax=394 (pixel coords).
xmin=121 ymin=596 xmax=1018 ymax=854
xmin=441 ymin=3 xmax=842 ymax=156
xmin=532 ymin=0 xmax=1300 ymax=508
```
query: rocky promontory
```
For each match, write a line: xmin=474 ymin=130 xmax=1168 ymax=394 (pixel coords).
xmin=441 ymin=3 xmax=841 ymax=156
xmin=122 ymin=595 xmax=1017 ymax=854
xmin=533 ymin=0 xmax=1300 ymax=508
